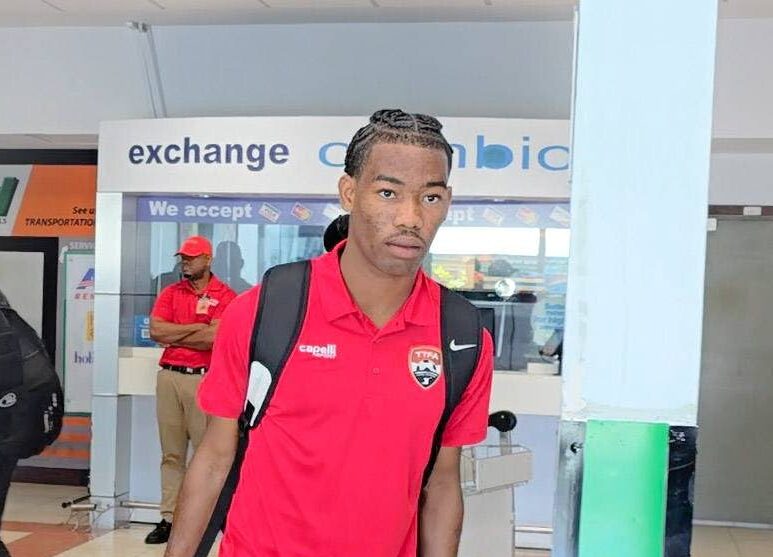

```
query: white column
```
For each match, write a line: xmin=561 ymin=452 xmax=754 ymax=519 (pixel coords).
xmin=553 ymin=3 xmax=719 ymax=555
xmin=90 ymin=191 xmax=131 ymax=528
xmin=562 ymin=0 xmax=718 ymax=426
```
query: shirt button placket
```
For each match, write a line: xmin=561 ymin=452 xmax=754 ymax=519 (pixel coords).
xmin=370 ymin=337 xmax=382 ymax=386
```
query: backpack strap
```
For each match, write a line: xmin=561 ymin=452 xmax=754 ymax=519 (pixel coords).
xmin=242 ymin=260 xmax=312 ymax=431
xmin=0 ymin=310 xmax=24 ymax=454
xmin=0 ymin=310 xmax=23 ymax=394
xmin=195 ymin=260 xmax=311 ymax=557
xmin=421 ymin=286 xmax=484 ymax=487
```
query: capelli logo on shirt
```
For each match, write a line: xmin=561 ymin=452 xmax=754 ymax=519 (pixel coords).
xmin=298 ymin=344 xmax=337 ymax=360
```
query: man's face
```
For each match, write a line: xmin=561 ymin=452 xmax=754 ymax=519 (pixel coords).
xmin=179 ymin=254 xmax=211 ymax=281
xmin=339 ymin=142 xmax=451 ymax=277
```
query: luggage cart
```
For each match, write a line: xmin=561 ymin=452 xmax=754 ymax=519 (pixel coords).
xmin=459 ymin=411 xmax=532 ymax=557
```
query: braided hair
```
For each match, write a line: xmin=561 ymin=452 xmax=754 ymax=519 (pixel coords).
xmin=344 ymin=109 xmax=454 ymax=178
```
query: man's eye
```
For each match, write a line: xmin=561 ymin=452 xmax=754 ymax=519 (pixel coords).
xmin=425 ymin=194 xmax=441 ymax=204
xmin=379 ymin=190 xmax=396 ymax=199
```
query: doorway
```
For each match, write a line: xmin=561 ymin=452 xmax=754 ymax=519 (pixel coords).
xmin=695 ymin=218 xmax=773 ymax=525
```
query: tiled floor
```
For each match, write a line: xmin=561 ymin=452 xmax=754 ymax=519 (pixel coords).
xmin=691 ymin=525 xmax=773 ymax=557
xmin=2 ymin=482 xmax=772 ymax=556
xmin=3 ymin=483 xmax=89 ymax=525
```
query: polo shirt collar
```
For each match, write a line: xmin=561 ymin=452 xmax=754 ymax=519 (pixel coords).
xmin=402 ymin=272 xmax=436 ymax=327
xmin=182 ymin=273 xmax=227 ymax=295
xmin=317 ymin=241 xmax=436 ymax=327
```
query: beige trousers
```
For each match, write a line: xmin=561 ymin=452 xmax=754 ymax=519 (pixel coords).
xmin=156 ymin=369 xmax=208 ymax=521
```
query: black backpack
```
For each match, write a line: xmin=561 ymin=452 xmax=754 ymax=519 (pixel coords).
xmin=0 ymin=308 xmax=64 ymax=459
xmin=195 ymin=261 xmax=487 ymax=557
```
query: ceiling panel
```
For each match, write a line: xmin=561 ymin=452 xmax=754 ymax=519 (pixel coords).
xmin=720 ymin=0 xmax=773 ymax=18
xmin=50 ymin=0 xmax=156 ymax=13
xmin=378 ymin=0 xmax=572 ymax=6
xmin=3 ymin=0 xmax=768 ymax=26
xmin=265 ymin=1 xmax=374 ymax=7
xmin=377 ymin=0 xmax=484 ymax=6
xmin=0 ymin=0 xmax=66 ymax=16
xmin=0 ymin=135 xmax=51 ymax=149
xmin=156 ymin=0 xmax=270 ymax=10
xmin=492 ymin=0 xmax=574 ymax=4
xmin=0 ymin=134 xmax=98 ymax=149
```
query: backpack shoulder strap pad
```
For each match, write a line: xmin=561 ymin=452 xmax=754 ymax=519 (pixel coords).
xmin=422 ymin=286 xmax=483 ymax=486
xmin=440 ymin=286 xmax=482 ymax=412
xmin=241 ymin=260 xmax=311 ymax=431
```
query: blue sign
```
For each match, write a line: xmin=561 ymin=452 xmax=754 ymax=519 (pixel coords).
xmin=133 ymin=315 xmax=156 ymax=348
xmin=319 ymin=136 xmax=570 ymax=172
xmin=136 ymin=196 xmax=571 ymax=229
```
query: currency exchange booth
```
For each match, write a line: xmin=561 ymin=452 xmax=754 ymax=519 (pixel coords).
xmin=92 ymin=117 xmax=571 ymax=553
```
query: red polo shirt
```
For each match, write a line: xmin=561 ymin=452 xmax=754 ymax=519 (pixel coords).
xmin=150 ymin=275 xmax=236 ymax=369
xmin=198 ymin=245 xmax=493 ymax=557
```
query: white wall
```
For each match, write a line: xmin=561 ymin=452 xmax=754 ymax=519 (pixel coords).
xmin=709 ymin=153 xmax=773 ymax=205
xmin=0 ymin=27 xmax=150 ymax=134
xmin=0 ymin=21 xmax=574 ymax=135
xmin=713 ymin=18 xmax=773 ymax=139
xmin=153 ymin=22 xmax=574 ymax=119
xmin=708 ymin=18 xmax=773 ymax=205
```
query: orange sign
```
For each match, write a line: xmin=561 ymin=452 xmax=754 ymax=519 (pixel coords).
xmin=11 ymin=165 xmax=96 ymax=237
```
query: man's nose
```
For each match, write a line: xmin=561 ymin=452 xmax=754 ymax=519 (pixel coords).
xmin=393 ymin=197 xmax=424 ymax=230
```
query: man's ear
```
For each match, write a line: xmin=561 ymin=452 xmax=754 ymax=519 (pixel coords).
xmin=338 ymin=174 xmax=356 ymax=213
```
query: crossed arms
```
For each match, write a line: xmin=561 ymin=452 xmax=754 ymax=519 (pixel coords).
xmin=149 ymin=317 xmax=221 ymax=352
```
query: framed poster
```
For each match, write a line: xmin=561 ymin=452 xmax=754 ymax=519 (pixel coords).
xmin=63 ymin=250 xmax=94 ymax=413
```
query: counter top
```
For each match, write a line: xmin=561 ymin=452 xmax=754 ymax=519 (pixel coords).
xmin=117 ymin=348 xmax=562 ymax=416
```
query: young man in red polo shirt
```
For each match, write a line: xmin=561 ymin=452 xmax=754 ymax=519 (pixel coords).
xmin=147 ymin=235 xmax=237 ymax=544
xmin=166 ymin=110 xmax=494 ymax=557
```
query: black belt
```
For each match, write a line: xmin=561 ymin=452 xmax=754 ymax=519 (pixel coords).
xmin=161 ymin=364 xmax=207 ymax=375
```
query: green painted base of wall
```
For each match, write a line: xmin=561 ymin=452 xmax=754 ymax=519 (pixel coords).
xmin=578 ymin=420 xmax=670 ymax=557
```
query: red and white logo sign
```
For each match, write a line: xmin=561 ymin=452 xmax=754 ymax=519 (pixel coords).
xmin=409 ymin=346 xmax=443 ymax=389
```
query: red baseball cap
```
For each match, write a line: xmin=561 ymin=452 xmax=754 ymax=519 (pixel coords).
xmin=175 ymin=236 xmax=212 ymax=257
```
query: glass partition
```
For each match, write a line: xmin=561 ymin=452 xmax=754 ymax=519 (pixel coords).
xmin=119 ymin=195 xmax=570 ymax=372
xmin=426 ymin=202 xmax=569 ymax=372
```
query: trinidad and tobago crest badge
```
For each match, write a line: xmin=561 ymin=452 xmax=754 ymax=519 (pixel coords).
xmin=408 ymin=346 xmax=443 ymax=389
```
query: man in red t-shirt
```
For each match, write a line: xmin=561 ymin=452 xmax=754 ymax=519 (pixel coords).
xmin=146 ymin=235 xmax=236 ymax=545
xmin=166 ymin=110 xmax=494 ymax=557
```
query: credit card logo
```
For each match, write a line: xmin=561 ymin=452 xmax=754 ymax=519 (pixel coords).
xmin=549 ymin=206 xmax=571 ymax=226
xmin=482 ymin=207 xmax=504 ymax=226
xmin=323 ymin=203 xmax=344 ymax=221
xmin=516 ymin=206 xmax=540 ymax=225
xmin=258 ymin=203 xmax=280 ymax=223
xmin=291 ymin=203 xmax=312 ymax=222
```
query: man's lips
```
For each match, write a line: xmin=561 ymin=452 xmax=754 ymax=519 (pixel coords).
xmin=385 ymin=236 xmax=425 ymax=258
xmin=387 ymin=239 xmax=424 ymax=249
